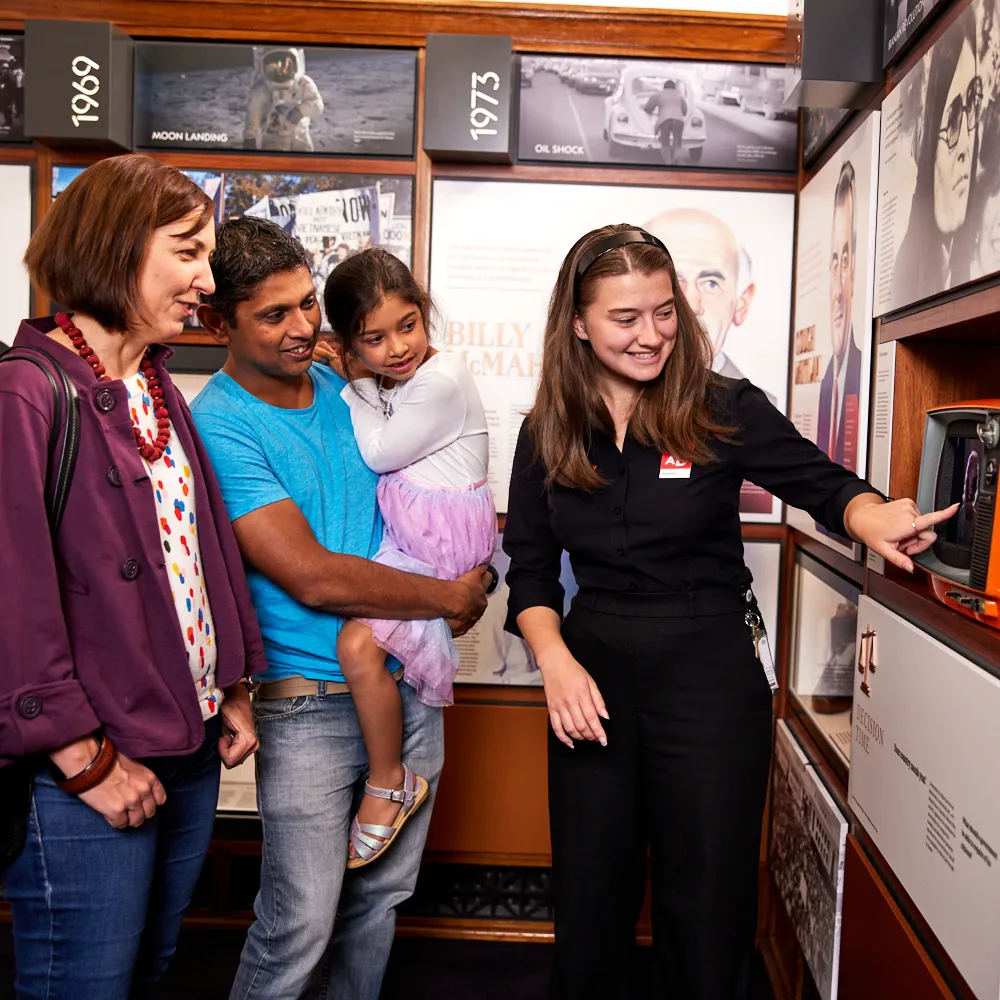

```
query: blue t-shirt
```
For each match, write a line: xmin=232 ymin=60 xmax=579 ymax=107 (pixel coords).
xmin=191 ymin=364 xmax=382 ymax=683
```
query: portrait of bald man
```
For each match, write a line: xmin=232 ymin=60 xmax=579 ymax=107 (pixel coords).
xmin=644 ymin=207 xmax=777 ymax=407
xmin=816 ymin=160 xmax=863 ymax=472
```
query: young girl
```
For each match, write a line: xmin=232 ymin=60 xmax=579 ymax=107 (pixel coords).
xmin=320 ymin=248 xmax=496 ymax=869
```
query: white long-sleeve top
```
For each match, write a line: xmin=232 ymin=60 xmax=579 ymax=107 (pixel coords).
xmin=340 ymin=352 xmax=489 ymax=489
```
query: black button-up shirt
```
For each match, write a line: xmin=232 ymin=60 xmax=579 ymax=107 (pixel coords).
xmin=503 ymin=377 xmax=877 ymax=628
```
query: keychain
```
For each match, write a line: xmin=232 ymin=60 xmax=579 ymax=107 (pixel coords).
xmin=744 ymin=589 xmax=778 ymax=693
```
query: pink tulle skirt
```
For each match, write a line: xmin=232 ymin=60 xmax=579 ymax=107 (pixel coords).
xmin=357 ymin=471 xmax=496 ymax=707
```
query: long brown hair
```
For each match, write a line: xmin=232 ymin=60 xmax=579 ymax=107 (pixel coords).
xmin=529 ymin=223 xmax=735 ymax=490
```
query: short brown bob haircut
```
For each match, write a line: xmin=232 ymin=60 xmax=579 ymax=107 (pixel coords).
xmin=24 ymin=154 xmax=215 ymax=332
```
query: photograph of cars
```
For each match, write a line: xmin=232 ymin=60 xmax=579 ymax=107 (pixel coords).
xmin=736 ymin=74 xmax=797 ymax=120
xmin=604 ymin=66 xmax=706 ymax=163
xmin=516 ymin=54 xmax=797 ymax=171
xmin=569 ymin=60 xmax=619 ymax=95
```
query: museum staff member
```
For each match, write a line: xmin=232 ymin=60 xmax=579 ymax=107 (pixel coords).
xmin=503 ymin=225 xmax=955 ymax=1000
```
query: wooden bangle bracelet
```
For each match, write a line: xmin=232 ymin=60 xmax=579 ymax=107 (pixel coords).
xmin=56 ymin=732 xmax=117 ymax=795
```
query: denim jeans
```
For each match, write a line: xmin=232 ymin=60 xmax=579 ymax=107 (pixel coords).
xmin=229 ymin=681 xmax=444 ymax=1000
xmin=3 ymin=718 xmax=222 ymax=1000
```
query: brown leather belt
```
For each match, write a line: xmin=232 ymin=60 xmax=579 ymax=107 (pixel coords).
xmin=254 ymin=669 xmax=404 ymax=701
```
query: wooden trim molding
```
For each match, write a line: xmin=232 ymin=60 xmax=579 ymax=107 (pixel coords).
xmin=431 ymin=160 xmax=797 ymax=192
xmin=0 ymin=1 xmax=791 ymax=62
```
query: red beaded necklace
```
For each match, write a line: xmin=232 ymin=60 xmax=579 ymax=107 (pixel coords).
xmin=55 ymin=312 xmax=171 ymax=463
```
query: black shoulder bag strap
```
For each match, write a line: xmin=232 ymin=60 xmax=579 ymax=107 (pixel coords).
xmin=0 ymin=344 xmax=80 ymax=871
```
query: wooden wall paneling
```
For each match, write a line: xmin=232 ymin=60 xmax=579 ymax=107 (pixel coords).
xmin=879 ymin=279 xmax=1000 ymax=342
xmin=412 ymin=47 xmax=432 ymax=287
xmin=395 ymin=915 xmax=554 ymax=943
xmin=0 ymin=145 xmax=35 ymax=164
xmin=431 ymin=160 xmax=796 ymax=192
xmin=760 ymin=870 xmax=805 ymax=1000
xmin=840 ymin=833 xmax=975 ymax=999
xmin=887 ymin=340 xmax=1000 ymax=504
xmin=148 ymin=150 xmax=416 ymax=177
xmin=773 ymin=525 xmax=797 ymax=717
xmin=0 ymin=2 xmax=791 ymax=63
xmin=423 ymin=700 xmax=551 ymax=864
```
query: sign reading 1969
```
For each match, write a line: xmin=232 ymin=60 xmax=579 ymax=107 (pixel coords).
xmin=71 ymin=55 xmax=101 ymax=127
xmin=470 ymin=71 xmax=501 ymax=141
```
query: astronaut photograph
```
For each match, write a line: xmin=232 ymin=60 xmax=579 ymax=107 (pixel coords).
xmin=134 ymin=41 xmax=417 ymax=156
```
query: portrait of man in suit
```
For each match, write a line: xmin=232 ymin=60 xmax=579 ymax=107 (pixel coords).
xmin=817 ymin=160 xmax=863 ymax=472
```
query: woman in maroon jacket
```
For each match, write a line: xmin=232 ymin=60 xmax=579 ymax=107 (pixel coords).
xmin=0 ymin=155 xmax=265 ymax=999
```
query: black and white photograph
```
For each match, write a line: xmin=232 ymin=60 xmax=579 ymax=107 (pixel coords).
xmin=770 ymin=721 xmax=848 ymax=1000
xmin=202 ymin=169 xmax=413 ymax=328
xmin=884 ymin=0 xmax=945 ymax=65
xmin=875 ymin=0 xmax=1000 ymax=315
xmin=134 ymin=41 xmax=417 ymax=157
xmin=0 ymin=35 xmax=25 ymax=142
xmin=802 ymin=108 xmax=852 ymax=167
xmin=517 ymin=56 xmax=798 ymax=171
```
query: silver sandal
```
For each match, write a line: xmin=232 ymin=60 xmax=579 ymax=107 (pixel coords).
xmin=346 ymin=763 xmax=429 ymax=870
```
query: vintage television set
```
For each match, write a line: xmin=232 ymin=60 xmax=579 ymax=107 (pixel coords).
xmin=913 ymin=401 xmax=1000 ymax=628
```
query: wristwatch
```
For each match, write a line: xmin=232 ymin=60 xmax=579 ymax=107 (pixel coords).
xmin=485 ymin=564 xmax=500 ymax=595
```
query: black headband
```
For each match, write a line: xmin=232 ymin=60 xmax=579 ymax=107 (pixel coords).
xmin=574 ymin=229 xmax=670 ymax=293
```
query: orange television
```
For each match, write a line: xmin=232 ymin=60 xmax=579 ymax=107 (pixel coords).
xmin=912 ymin=401 xmax=1000 ymax=629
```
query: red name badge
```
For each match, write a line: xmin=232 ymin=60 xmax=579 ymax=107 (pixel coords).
xmin=659 ymin=453 xmax=692 ymax=479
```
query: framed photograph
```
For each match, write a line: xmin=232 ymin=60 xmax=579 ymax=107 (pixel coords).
xmin=788 ymin=113 xmax=880 ymax=560
xmin=429 ymin=178 xmax=794 ymax=515
xmin=0 ymin=35 xmax=24 ymax=142
xmin=771 ymin=720 xmax=848 ymax=1000
xmin=875 ymin=0 xmax=1000 ymax=315
xmin=802 ymin=108 xmax=852 ymax=168
xmin=884 ymin=0 xmax=945 ymax=65
xmin=517 ymin=56 xmax=798 ymax=171
xmin=134 ymin=42 xmax=417 ymax=157
xmin=790 ymin=550 xmax=861 ymax=767
xmin=54 ymin=165 xmax=414 ymax=332
xmin=1 ymin=164 xmax=31 ymax=335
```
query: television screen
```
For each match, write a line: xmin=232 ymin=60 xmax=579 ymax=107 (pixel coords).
xmin=936 ymin=428 xmax=985 ymax=567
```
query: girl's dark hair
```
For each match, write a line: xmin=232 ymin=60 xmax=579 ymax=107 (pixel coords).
xmin=323 ymin=248 xmax=433 ymax=353
xmin=529 ymin=223 xmax=735 ymax=492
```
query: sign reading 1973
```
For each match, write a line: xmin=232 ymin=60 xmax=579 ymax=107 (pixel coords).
xmin=470 ymin=71 xmax=500 ymax=141
xmin=71 ymin=55 xmax=101 ymax=127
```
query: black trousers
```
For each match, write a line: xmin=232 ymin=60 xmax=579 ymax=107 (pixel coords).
xmin=549 ymin=591 xmax=774 ymax=1000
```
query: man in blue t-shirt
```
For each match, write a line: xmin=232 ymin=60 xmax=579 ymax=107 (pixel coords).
xmin=191 ymin=217 xmax=487 ymax=1000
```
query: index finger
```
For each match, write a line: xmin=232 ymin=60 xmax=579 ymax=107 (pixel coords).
xmin=916 ymin=503 xmax=959 ymax=530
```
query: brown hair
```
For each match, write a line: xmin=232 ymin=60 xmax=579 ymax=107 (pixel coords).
xmin=24 ymin=154 xmax=215 ymax=332
xmin=323 ymin=247 xmax=434 ymax=354
xmin=529 ymin=223 xmax=735 ymax=490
